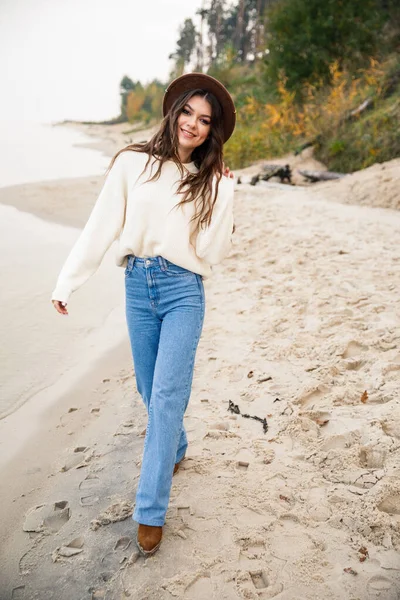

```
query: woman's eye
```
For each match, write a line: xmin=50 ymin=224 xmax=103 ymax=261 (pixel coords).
xmin=182 ymin=108 xmax=190 ymax=115
xmin=201 ymin=119 xmax=211 ymax=125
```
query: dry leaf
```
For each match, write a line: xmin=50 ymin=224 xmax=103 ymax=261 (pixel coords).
xmin=359 ymin=555 xmax=367 ymax=562
xmin=344 ymin=567 xmax=358 ymax=576
xmin=247 ymin=371 xmax=254 ymax=379
xmin=316 ymin=419 xmax=330 ymax=426
xmin=361 ymin=391 xmax=368 ymax=403
xmin=279 ymin=494 xmax=290 ymax=503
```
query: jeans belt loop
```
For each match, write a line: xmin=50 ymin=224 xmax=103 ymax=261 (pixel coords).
xmin=159 ymin=256 xmax=167 ymax=271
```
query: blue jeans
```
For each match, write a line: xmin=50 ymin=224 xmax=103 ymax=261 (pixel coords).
xmin=125 ymin=255 xmax=205 ymax=526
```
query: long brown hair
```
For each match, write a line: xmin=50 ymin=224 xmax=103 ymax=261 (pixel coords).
xmin=107 ymin=89 xmax=225 ymax=228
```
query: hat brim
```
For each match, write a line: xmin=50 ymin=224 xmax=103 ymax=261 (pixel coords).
xmin=163 ymin=73 xmax=236 ymax=143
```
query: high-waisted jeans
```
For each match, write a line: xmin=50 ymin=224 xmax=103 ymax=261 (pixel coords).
xmin=125 ymin=255 xmax=205 ymax=526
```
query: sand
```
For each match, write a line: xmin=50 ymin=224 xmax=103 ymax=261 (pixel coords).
xmin=0 ymin=124 xmax=399 ymax=600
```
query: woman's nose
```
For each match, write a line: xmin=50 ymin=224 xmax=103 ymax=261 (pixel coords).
xmin=186 ymin=117 xmax=196 ymax=130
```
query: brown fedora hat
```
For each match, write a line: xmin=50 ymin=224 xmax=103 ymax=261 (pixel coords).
xmin=163 ymin=72 xmax=236 ymax=143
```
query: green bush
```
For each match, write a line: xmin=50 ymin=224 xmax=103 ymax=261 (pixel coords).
xmin=265 ymin=0 xmax=388 ymax=92
xmin=315 ymin=91 xmax=400 ymax=172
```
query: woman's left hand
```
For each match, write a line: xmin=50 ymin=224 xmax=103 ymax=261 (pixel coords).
xmin=223 ymin=164 xmax=234 ymax=179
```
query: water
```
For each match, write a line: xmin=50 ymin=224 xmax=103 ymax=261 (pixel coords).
xmin=0 ymin=118 xmax=109 ymax=188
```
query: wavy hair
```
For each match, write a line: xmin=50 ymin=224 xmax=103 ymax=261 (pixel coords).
xmin=107 ymin=88 xmax=225 ymax=228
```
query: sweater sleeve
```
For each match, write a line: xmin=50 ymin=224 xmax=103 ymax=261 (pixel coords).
xmin=195 ymin=175 xmax=235 ymax=265
xmin=51 ymin=153 xmax=128 ymax=304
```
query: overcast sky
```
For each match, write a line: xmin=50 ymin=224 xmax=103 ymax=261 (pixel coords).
xmin=0 ymin=0 xmax=203 ymax=123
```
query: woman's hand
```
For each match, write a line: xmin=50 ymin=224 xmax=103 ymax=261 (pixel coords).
xmin=52 ymin=300 xmax=68 ymax=315
xmin=223 ymin=164 xmax=234 ymax=179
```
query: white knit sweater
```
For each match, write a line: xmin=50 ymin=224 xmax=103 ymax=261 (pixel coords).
xmin=52 ymin=150 xmax=235 ymax=303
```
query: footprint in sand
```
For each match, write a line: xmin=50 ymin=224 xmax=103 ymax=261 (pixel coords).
xmin=114 ymin=419 xmax=135 ymax=436
xmin=252 ymin=575 xmax=284 ymax=598
xmin=321 ymin=429 xmax=359 ymax=451
xmin=306 ymin=487 xmax=331 ymax=522
xmin=80 ymin=494 xmax=99 ymax=507
xmin=61 ymin=446 xmax=93 ymax=472
xmin=23 ymin=501 xmax=70 ymax=533
xmin=52 ymin=536 xmax=84 ymax=561
xmin=367 ymin=574 xmax=397 ymax=594
xmin=238 ymin=571 xmax=284 ymax=599
xmin=238 ymin=537 xmax=266 ymax=563
xmin=250 ymin=570 xmax=269 ymax=590
xmin=184 ymin=572 xmax=213 ymax=599
xmin=378 ymin=493 xmax=400 ymax=515
xmin=11 ymin=585 xmax=25 ymax=599
xmin=79 ymin=472 xmax=101 ymax=506
xmin=101 ymin=536 xmax=134 ymax=577
xmin=237 ymin=461 xmax=250 ymax=471
xmin=342 ymin=341 xmax=368 ymax=359
xmin=74 ymin=446 xmax=89 ymax=453
xmin=268 ymin=520 xmax=315 ymax=561
xmin=298 ymin=385 xmax=330 ymax=409
xmin=342 ymin=357 xmax=365 ymax=371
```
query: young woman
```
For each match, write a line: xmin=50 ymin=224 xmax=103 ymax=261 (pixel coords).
xmin=52 ymin=73 xmax=236 ymax=556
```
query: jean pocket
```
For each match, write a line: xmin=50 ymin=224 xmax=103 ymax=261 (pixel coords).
xmin=164 ymin=265 xmax=195 ymax=277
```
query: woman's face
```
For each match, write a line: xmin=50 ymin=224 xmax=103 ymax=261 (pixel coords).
xmin=176 ymin=95 xmax=212 ymax=154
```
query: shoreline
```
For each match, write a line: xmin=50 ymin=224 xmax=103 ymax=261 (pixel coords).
xmin=58 ymin=120 xmax=158 ymax=160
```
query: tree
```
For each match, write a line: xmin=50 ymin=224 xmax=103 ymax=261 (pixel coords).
xmin=206 ymin=0 xmax=227 ymax=62
xmin=195 ymin=6 xmax=208 ymax=71
xmin=120 ymin=75 xmax=137 ymax=120
xmin=265 ymin=0 xmax=388 ymax=91
xmin=176 ymin=18 xmax=197 ymax=65
xmin=126 ymin=88 xmax=146 ymax=121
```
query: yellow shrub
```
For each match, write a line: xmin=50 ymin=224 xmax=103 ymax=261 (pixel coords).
xmin=224 ymin=59 xmax=388 ymax=169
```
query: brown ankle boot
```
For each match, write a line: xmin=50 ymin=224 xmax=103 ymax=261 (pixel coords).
xmin=136 ymin=524 xmax=163 ymax=556
xmin=173 ymin=454 xmax=186 ymax=475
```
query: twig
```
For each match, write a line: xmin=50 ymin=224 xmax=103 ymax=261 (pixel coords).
xmin=228 ymin=401 xmax=268 ymax=433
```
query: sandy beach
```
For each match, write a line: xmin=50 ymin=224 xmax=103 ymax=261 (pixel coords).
xmin=1 ymin=123 xmax=399 ymax=600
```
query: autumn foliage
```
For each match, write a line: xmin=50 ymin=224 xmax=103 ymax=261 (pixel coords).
xmin=223 ymin=58 xmax=397 ymax=171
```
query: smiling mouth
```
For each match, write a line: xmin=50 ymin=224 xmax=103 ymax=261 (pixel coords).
xmin=180 ymin=128 xmax=196 ymax=138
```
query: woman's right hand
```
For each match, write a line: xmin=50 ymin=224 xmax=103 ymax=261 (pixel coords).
xmin=52 ymin=300 xmax=68 ymax=315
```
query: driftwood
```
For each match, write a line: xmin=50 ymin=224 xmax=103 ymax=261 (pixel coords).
xmin=250 ymin=164 xmax=292 ymax=185
xmin=294 ymin=140 xmax=318 ymax=155
xmin=349 ymin=98 xmax=373 ymax=119
xmin=250 ymin=174 xmax=260 ymax=186
xmin=262 ymin=163 xmax=292 ymax=183
xmin=299 ymin=169 xmax=346 ymax=182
